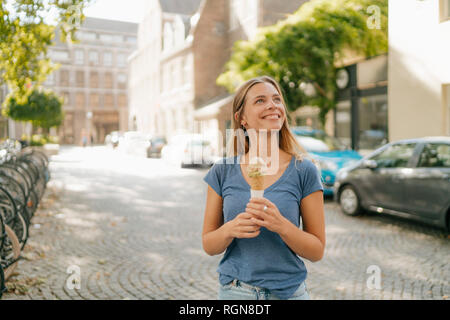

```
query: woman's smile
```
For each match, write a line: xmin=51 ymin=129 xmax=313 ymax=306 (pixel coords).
xmin=262 ymin=113 xmax=281 ymax=120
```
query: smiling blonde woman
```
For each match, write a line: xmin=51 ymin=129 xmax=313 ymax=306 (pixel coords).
xmin=202 ymin=76 xmax=325 ymax=300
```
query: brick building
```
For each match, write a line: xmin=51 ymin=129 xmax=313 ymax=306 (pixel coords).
xmin=129 ymin=0 xmax=308 ymax=151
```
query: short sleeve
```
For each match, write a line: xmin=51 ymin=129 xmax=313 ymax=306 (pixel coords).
xmin=203 ymin=162 xmax=224 ymax=197
xmin=299 ymin=159 xmax=324 ymax=200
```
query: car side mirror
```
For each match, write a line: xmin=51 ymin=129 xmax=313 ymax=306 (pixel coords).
xmin=362 ymin=159 xmax=377 ymax=169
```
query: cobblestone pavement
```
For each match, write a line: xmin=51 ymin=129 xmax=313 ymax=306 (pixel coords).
xmin=2 ymin=146 xmax=449 ymax=300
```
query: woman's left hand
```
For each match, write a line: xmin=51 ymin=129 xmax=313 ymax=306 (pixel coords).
xmin=245 ymin=198 xmax=289 ymax=235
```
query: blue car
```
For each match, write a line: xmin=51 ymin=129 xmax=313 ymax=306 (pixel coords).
xmin=291 ymin=127 xmax=363 ymax=196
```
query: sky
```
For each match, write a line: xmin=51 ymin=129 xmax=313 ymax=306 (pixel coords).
xmin=84 ymin=0 xmax=147 ymax=23
xmin=6 ymin=0 xmax=147 ymax=25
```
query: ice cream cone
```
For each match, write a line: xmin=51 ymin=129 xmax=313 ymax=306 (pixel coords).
xmin=247 ymin=157 xmax=266 ymax=198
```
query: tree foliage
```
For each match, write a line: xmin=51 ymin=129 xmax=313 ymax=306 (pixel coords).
xmin=0 ymin=0 xmax=91 ymax=104
xmin=3 ymin=89 xmax=64 ymax=130
xmin=217 ymin=0 xmax=388 ymax=124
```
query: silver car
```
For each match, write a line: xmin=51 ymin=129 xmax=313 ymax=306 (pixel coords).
xmin=334 ymin=137 xmax=450 ymax=231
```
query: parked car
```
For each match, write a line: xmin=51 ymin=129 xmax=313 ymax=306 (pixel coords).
xmin=147 ymin=136 xmax=167 ymax=158
xmin=105 ymin=131 xmax=121 ymax=149
xmin=291 ymin=126 xmax=363 ymax=196
xmin=118 ymin=131 xmax=152 ymax=157
xmin=334 ymin=137 xmax=450 ymax=231
xmin=161 ymin=134 xmax=215 ymax=168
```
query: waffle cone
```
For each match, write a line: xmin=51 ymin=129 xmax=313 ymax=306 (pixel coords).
xmin=249 ymin=175 xmax=264 ymax=190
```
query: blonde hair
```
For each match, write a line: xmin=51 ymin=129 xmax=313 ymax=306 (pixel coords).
xmin=229 ymin=76 xmax=308 ymax=163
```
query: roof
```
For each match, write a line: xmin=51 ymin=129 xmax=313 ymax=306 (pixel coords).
xmin=159 ymin=0 xmax=202 ymax=15
xmin=81 ymin=17 xmax=138 ymax=34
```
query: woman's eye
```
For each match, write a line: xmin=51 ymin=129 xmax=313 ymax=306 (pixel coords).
xmin=256 ymin=99 xmax=264 ymax=104
xmin=274 ymin=98 xmax=281 ymax=103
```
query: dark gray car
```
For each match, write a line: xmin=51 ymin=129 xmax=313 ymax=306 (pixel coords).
xmin=334 ymin=137 xmax=450 ymax=231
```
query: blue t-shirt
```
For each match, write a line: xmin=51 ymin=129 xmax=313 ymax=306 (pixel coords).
xmin=203 ymin=154 xmax=324 ymax=299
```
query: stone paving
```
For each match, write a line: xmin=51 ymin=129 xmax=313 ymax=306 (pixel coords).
xmin=2 ymin=146 xmax=449 ymax=300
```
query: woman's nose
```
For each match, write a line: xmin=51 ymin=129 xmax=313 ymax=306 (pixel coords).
xmin=265 ymin=100 xmax=277 ymax=109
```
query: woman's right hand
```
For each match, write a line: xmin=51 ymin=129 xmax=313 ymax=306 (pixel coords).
xmin=224 ymin=212 xmax=261 ymax=239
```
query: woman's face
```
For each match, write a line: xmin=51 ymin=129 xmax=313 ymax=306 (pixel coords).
xmin=239 ymin=82 xmax=286 ymax=132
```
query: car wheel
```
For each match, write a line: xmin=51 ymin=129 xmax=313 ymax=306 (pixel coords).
xmin=339 ymin=185 xmax=362 ymax=216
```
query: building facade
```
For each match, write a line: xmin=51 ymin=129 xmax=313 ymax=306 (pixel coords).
xmin=47 ymin=17 xmax=137 ymax=145
xmin=129 ymin=0 xmax=308 ymax=152
xmin=193 ymin=0 xmax=309 ymax=154
xmin=332 ymin=54 xmax=388 ymax=152
xmin=388 ymin=0 xmax=450 ymax=140
xmin=128 ymin=0 xmax=201 ymax=139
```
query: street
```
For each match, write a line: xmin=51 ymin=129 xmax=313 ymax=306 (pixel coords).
xmin=3 ymin=146 xmax=449 ymax=300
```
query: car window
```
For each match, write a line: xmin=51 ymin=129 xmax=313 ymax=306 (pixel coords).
xmin=371 ymin=143 xmax=416 ymax=168
xmin=417 ymin=143 xmax=450 ymax=168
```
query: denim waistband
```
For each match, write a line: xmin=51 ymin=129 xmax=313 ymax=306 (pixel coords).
xmin=230 ymin=279 xmax=271 ymax=293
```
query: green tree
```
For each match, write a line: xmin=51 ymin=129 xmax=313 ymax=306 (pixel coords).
xmin=217 ymin=0 xmax=388 ymax=125
xmin=0 ymin=0 xmax=91 ymax=104
xmin=3 ymin=89 xmax=64 ymax=134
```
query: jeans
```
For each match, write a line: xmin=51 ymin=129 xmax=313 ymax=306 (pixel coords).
xmin=218 ymin=279 xmax=310 ymax=300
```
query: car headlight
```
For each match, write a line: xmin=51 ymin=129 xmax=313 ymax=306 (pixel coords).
xmin=319 ymin=160 xmax=338 ymax=171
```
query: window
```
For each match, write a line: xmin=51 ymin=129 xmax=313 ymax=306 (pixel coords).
xmin=104 ymin=72 xmax=113 ymax=89
xmin=163 ymin=22 xmax=173 ymax=51
xmin=103 ymin=52 xmax=113 ymax=66
xmin=79 ymin=31 xmax=97 ymax=41
xmin=61 ymin=92 xmax=70 ymax=106
xmin=90 ymin=72 xmax=99 ymax=88
xmin=100 ymin=33 xmax=114 ymax=42
xmin=117 ymin=73 xmax=127 ymax=89
xmin=50 ymin=50 xmax=69 ymax=61
xmin=358 ymin=95 xmax=388 ymax=150
xmin=75 ymin=71 xmax=84 ymax=87
xmin=104 ymin=94 xmax=114 ymax=107
xmin=183 ymin=56 xmax=192 ymax=86
xmin=74 ymin=49 xmax=84 ymax=65
xmin=75 ymin=93 xmax=85 ymax=109
xmin=60 ymin=70 xmax=70 ymax=87
xmin=126 ymin=36 xmax=137 ymax=45
xmin=335 ymin=101 xmax=351 ymax=149
xmin=418 ymin=144 xmax=450 ymax=168
xmin=113 ymin=35 xmax=123 ymax=43
xmin=371 ymin=143 xmax=416 ymax=168
xmin=117 ymin=53 xmax=127 ymax=67
xmin=90 ymin=93 xmax=100 ymax=108
xmin=89 ymin=51 xmax=99 ymax=65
